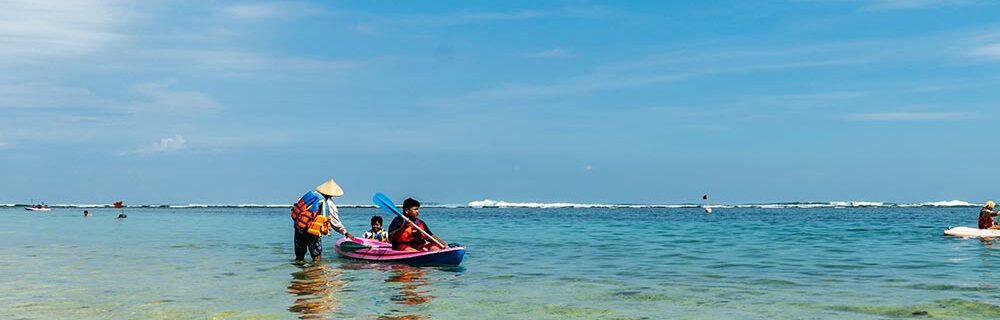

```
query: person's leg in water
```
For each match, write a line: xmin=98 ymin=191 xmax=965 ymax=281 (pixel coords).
xmin=307 ymin=231 xmax=323 ymax=262
xmin=311 ymin=242 xmax=322 ymax=262
xmin=294 ymin=228 xmax=324 ymax=262
xmin=293 ymin=229 xmax=306 ymax=261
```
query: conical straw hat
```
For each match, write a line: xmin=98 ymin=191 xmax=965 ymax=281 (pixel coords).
xmin=315 ymin=179 xmax=344 ymax=197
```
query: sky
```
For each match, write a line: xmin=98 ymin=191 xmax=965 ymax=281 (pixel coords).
xmin=1 ymin=0 xmax=999 ymax=205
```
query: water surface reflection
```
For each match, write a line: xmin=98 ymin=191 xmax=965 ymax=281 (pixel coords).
xmin=287 ymin=263 xmax=345 ymax=319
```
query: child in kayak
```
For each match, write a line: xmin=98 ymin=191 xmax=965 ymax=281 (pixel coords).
xmin=388 ymin=198 xmax=446 ymax=252
xmin=363 ymin=215 xmax=389 ymax=242
xmin=978 ymin=201 xmax=998 ymax=229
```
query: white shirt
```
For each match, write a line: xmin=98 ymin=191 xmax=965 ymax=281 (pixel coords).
xmin=323 ymin=198 xmax=348 ymax=236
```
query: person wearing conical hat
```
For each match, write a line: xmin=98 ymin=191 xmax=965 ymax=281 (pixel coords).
xmin=979 ymin=201 xmax=999 ymax=230
xmin=290 ymin=179 xmax=353 ymax=262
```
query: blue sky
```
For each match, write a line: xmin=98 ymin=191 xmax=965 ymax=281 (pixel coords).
xmin=1 ymin=0 xmax=999 ymax=205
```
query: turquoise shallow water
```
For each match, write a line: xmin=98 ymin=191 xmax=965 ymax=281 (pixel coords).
xmin=3 ymin=206 xmax=1000 ymax=319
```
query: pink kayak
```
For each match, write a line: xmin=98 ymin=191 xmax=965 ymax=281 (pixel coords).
xmin=334 ymin=237 xmax=465 ymax=266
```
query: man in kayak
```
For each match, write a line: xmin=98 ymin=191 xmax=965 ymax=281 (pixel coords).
xmin=979 ymin=201 xmax=999 ymax=230
xmin=388 ymin=198 xmax=445 ymax=252
xmin=291 ymin=179 xmax=352 ymax=262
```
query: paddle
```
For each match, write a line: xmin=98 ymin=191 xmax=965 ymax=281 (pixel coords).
xmin=373 ymin=192 xmax=445 ymax=248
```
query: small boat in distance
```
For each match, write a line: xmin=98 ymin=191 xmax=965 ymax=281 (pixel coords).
xmin=25 ymin=204 xmax=51 ymax=211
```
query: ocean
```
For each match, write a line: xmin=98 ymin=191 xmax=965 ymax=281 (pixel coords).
xmin=2 ymin=205 xmax=999 ymax=319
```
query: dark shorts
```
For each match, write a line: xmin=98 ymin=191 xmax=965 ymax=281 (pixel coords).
xmin=294 ymin=228 xmax=322 ymax=260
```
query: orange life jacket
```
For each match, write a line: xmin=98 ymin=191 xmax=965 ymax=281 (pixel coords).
xmin=290 ymin=191 xmax=329 ymax=235
xmin=392 ymin=219 xmax=428 ymax=245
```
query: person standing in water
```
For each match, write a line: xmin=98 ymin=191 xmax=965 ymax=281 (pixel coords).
xmin=290 ymin=179 xmax=352 ymax=262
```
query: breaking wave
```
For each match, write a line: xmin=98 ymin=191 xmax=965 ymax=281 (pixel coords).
xmin=466 ymin=200 xmax=980 ymax=209
xmin=467 ymin=199 xmax=702 ymax=209
xmin=0 ymin=200 xmax=982 ymax=209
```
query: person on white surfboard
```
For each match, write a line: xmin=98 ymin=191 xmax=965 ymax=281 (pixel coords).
xmin=979 ymin=201 xmax=999 ymax=230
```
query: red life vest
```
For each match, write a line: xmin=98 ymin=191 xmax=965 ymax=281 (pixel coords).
xmin=979 ymin=208 xmax=995 ymax=229
xmin=392 ymin=219 xmax=428 ymax=245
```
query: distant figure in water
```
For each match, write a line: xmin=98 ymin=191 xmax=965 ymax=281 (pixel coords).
xmin=117 ymin=213 xmax=127 ymax=219
xmin=83 ymin=210 xmax=91 ymax=217
xmin=978 ymin=201 xmax=998 ymax=229
xmin=702 ymin=194 xmax=712 ymax=214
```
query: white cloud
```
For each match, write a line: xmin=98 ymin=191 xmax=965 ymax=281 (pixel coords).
xmin=527 ymin=48 xmax=573 ymax=59
xmin=966 ymin=43 xmax=1000 ymax=60
xmin=428 ymin=34 xmax=970 ymax=108
xmin=583 ymin=165 xmax=595 ymax=172
xmin=751 ymin=91 xmax=869 ymax=108
xmin=138 ymin=134 xmax=187 ymax=154
xmin=0 ymin=84 xmax=106 ymax=109
xmin=844 ymin=112 xmax=974 ymax=121
xmin=221 ymin=2 xmax=323 ymax=20
xmin=803 ymin=0 xmax=979 ymax=10
xmin=440 ymin=55 xmax=863 ymax=104
xmin=0 ymin=0 xmax=126 ymax=62
xmin=866 ymin=0 xmax=976 ymax=10
xmin=454 ymin=10 xmax=543 ymax=21
xmin=351 ymin=23 xmax=379 ymax=35
xmin=0 ymin=141 xmax=14 ymax=149
xmin=401 ymin=6 xmax=615 ymax=27
xmin=131 ymin=80 xmax=220 ymax=112
xmin=150 ymin=49 xmax=361 ymax=76
xmin=410 ymin=10 xmax=543 ymax=25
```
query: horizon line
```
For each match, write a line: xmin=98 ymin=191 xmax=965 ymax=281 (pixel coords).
xmin=1 ymin=199 xmax=981 ymax=209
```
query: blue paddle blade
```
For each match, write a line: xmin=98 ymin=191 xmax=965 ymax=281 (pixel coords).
xmin=373 ymin=192 xmax=403 ymax=217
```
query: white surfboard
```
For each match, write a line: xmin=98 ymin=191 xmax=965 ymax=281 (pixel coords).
xmin=944 ymin=227 xmax=1000 ymax=238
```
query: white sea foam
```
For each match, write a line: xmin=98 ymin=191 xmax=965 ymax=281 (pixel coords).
xmin=828 ymin=201 xmax=886 ymax=207
xmin=54 ymin=204 xmax=109 ymax=208
xmin=460 ymin=199 xmax=981 ymax=209
xmin=467 ymin=199 xmax=701 ymax=209
xmin=917 ymin=200 xmax=976 ymax=207
xmin=232 ymin=203 xmax=295 ymax=208
xmin=1 ymin=200 xmax=982 ymax=209
xmin=469 ymin=199 xmax=608 ymax=208
xmin=169 ymin=204 xmax=210 ymax=208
